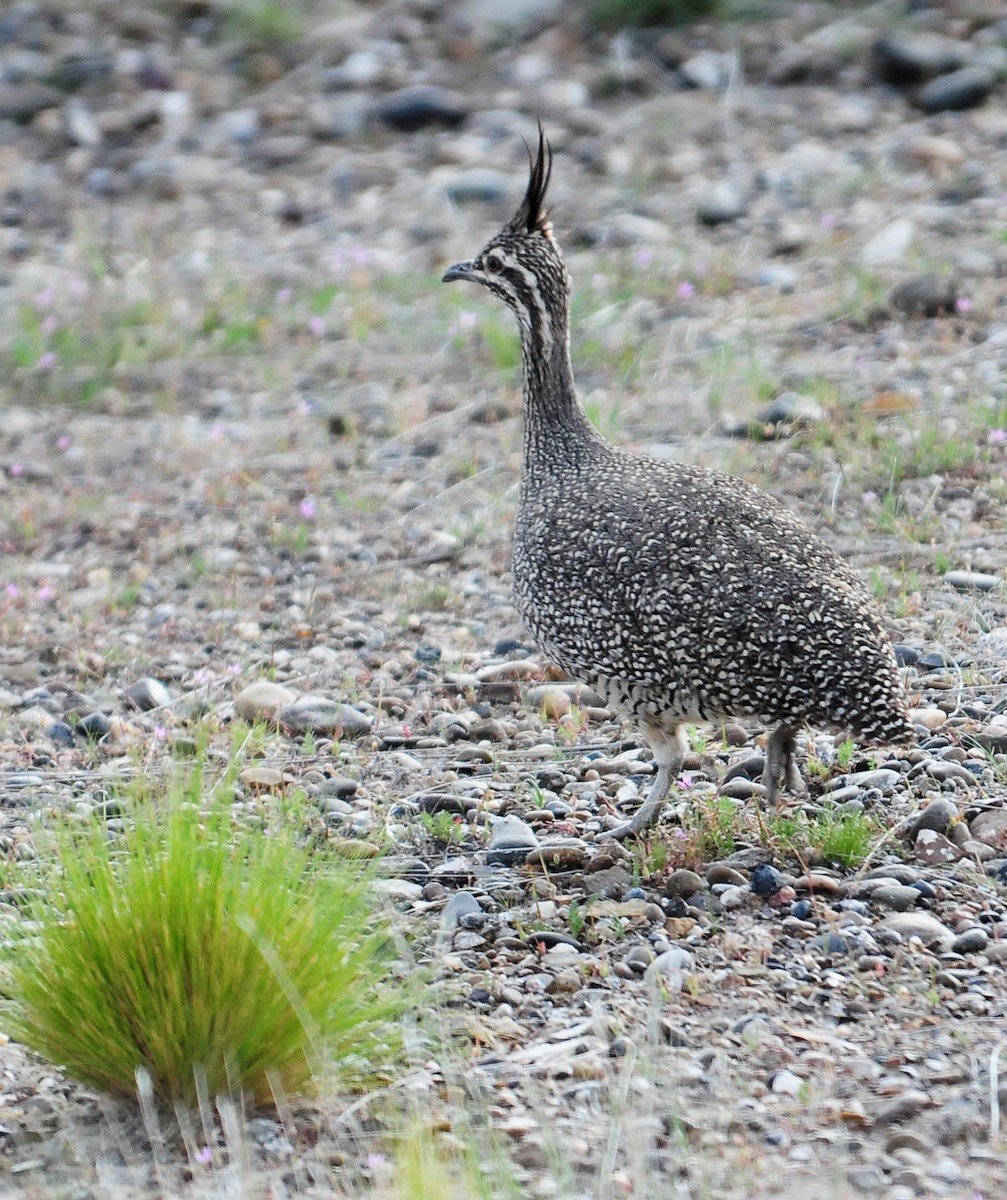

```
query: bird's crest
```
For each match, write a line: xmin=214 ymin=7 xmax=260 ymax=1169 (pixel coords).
xmin=508 ymin=124 xmax=554 ymax=240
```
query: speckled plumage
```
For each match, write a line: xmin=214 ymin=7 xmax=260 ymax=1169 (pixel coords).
xmin=443 ymin=130 xmax=912 ymax=835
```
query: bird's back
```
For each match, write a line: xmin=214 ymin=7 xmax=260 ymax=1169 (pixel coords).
xmin=514 ymin=445 xmax=910 ymax=741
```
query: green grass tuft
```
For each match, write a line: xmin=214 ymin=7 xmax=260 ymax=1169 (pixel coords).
xmin=807 ymin=806 xmax=878 ymax=869
xmin=4 ymin=764 xmax=401 ymax=1106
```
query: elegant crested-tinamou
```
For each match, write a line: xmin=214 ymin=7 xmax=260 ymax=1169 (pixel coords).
xmin=443 ymin=128 xmax=912 ymax=837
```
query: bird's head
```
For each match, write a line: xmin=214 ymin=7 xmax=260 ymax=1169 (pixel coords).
xmin=442 ymin=126 xmax=570 ymax=334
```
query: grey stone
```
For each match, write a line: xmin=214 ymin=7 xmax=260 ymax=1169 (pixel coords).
xmin=440 ymin=168 xmax=509 ymax=204
xmin=679 ymin=51 xmax=737 ymax=92
xmin=969 ymin=807 xmax=1007 ymax=844
xmin=944 ymin=570 xmax=1001 ymax=592
xmin=870 ymin=885 xmax=921 ymax=912
xmin=871 ymin=34 xmax=965 ymax=85
xmin=664 ymin=869 xmax=705 ymax=898
xmin=234 ymin=681 xmax=297 ymax=721
xmin=123 ymin=677 xmax=171 ymax=711
xmin=644 ymin=947 xmax=693 ymax=984
xmin=905 ymin=798 xmax=958 ymax=840
xmin=440 ymin=890 xmax=483 ymax=931
xmin=485 ymin=815 xmax=539 ymax=865
xmin=890 ymin=274 xmax=956 ymax=317
xmin=278 ymin=698 xmax=373 ymax=737
xmin=826 ymin=769 xmax=901 ymax=794
xmin=951 ymin=927 xmax=988 ymax=954
xmin=860 ymin=218 xmax=915 ymax=268
xmin=0 ymin=82 xmax=61 ymax=121
xmin=881 ymin=912 xmax=954 ymax=951
xmin=917 ymin=67 xmax=996 ymax=114
xmin=373 ymin=86 xmax=466 ymax=133
xmin=696 ymin=180 xmax=746 ymax=226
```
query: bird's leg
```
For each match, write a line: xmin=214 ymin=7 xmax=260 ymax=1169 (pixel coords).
xmin=608 ymin=723 xmax=687 ymax=840
xmin=762 ymin=724 xmax=802 ymax=804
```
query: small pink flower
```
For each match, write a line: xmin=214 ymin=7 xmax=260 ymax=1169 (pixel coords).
xmin=678 ymin=772 xmax=695 ymax=789
xmin=194 ymin=1145 xmax=213 ymax=1166
xmin=987 ymin=428 xmax=1007 ymax=446
xmin=41 ymin=315 xmax=58 ymax=336
xmin=308 ymin=316 xmax=325 ymax=338
xmin=226 ymin=662 xmax=242 ymax=675
xmin=365 ymin=1153 xmax=387 ymax=1170
xmin=36 ymin=585 xmax=54 ymax=602
xmin=209 ymin=422 xmax=224 ymax=440
xmin=862 ymin=490 xmax=877 ymax=504
xmin=275 ymin=287 xmax=292 ymax=304
xmin=955 ymin=295 xmax=972 ymax=314
xmin=154 ymin=726 xmax=168 ymax=741
xmin=677 ymin=280 xmax=696 ymax=300
xmin=634 ymin=248 xmax=653 ymax=269
xmin=298 ymin=497 xmax=317 ymax=520
xmin=351 ymin=248 xmax=369 ymax=267
xmin=56 ymin=434 xmax=71 ymax=451
xmin=9 ymin=464 xmax=23 ymax=478
xmin=33 ymin=287 xmax=54 ymax=310
xmin=4 ymin=584 xmax=17 ymax=598
xmin=36 ymin=352 xmax=56 ymax=370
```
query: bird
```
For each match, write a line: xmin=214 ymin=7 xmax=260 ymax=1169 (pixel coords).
xmin=442 ymin=128 xmax=913 ymax=839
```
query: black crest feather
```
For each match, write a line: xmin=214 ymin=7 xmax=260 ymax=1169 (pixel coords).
xmin=510 ymin=123 xmax=553 ymax=236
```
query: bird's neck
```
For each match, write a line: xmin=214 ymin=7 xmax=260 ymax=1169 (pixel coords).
xmin=519 ymin=303 xmax=600 ymax=464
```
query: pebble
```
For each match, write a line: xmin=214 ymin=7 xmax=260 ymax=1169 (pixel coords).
xmin=76 ymin=712 xmax=111 ymax=741
xmin=916 ymin=67 xmax=996 ymax=113
xmin=944 ymin=570 xmax=1001 ymax=592
xmin=664 ymin=869 xmax=705 ymax=898
xmin=278 ymin=698 xmax=372 ymax=737
xmin=951 ymin=927 xmax=988 ymax=954
xmin=860 ymin=218 xmax=915 ymax=268
xmin=233 ymin=681 xmax=297 ymax=721
xmin=695 ymin=179 xmax=746 ymax=225
xmin=749 ymin=864 xmax=783 ymax=898
xmin=890 ymin=274 xmax=956 ymax=318
xmin=486 ymin=815 xmax=539 ymax=865
xmin=373 ymin=86 xmax=466 ymax=132
xmin=904 ymin=798 xmax=958 ymax=840
xmin=880 ymin=912 xmax=954 ymax=951
xmin=440 ymin=890 xmax=483 ymax=931
xmin=870 ymin=885 xmax=921 ymax=913
xmin=525 ymin=840 xmax=589 ymax=869
xmin=122 ymin=677 xmax=171 ymax=711
xmin=770 ymin=1069 xmax=804 ymax=1097
xmin=915 ymin=830 xmax=961 ymax=866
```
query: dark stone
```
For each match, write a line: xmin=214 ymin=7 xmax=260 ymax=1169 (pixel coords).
xmin=890 ymin=273 xmax=957 ymax=317
xmin=916 ymin=67 xmax=996 ymax=114
xmin=871 ymin=34 xmax=964 ymax=86
xmin=790 ymin=899 xmax=813 ymax=920
xmin=47 ymin=722 xmax=75 ymax=748
xmin=750 ymin=864 xmax=784 ymax=897
xmin=51 ymin=55 xmax=115 ymax=90
xmin=373 ymin=86 xmax=467 ymax=133
xmin=414 ymin=643 xmax=441 ymax=663
xmin=0 ymin=82 xmax=62 ymax=121
xmin=893 ymin=644 xmax=919 ymax=666
xmin=76 ymin=712 xmax=111 ymax=741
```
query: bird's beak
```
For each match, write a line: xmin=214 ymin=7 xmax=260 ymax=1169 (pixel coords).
xmin=442 ymin=260 xmax=475 ymax=283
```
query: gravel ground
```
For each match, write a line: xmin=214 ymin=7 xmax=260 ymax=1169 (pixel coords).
xmin=5 ymin=1 xmax=1007 ymax=1197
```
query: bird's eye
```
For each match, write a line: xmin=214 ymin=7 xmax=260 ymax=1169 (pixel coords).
xmin=485 ymin=253 xmax=504 ymax=274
